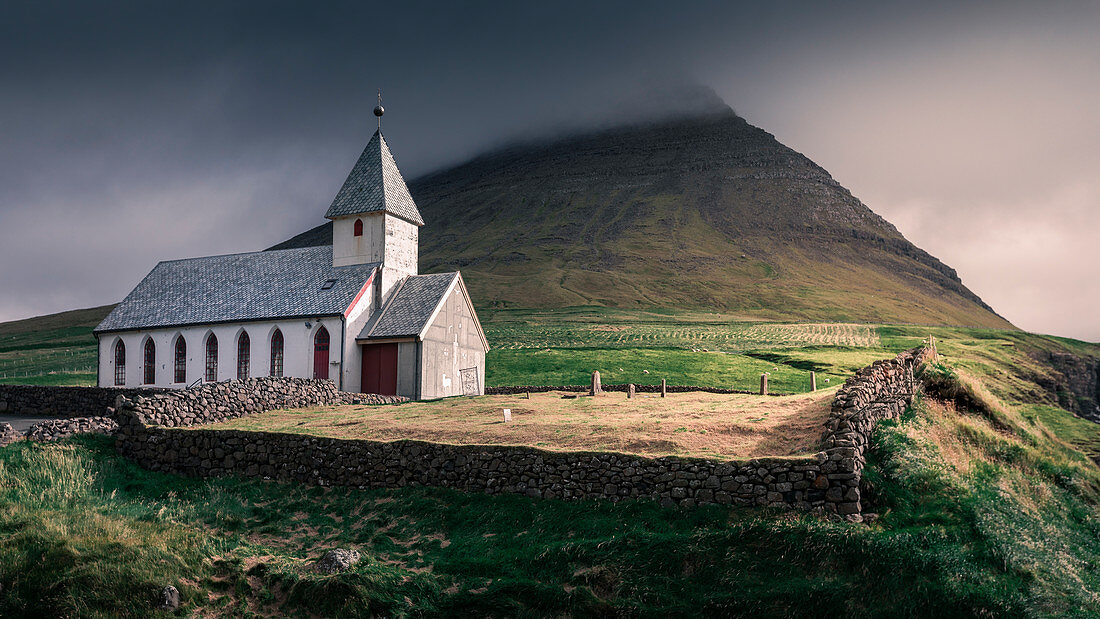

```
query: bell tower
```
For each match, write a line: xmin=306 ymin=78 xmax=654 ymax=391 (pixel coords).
xmin=325 ymin=96 xmax=424 ymax=301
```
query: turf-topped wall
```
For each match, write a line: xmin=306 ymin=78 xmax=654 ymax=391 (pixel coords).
xmin=0 ymin=384 xmax=162 ymax=417
xmin=115 ymin=347 xmax=931 ymax=516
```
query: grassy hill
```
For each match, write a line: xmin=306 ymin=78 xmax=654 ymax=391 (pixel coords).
xmin=275 ymin=107 xmax=1009 ymax=329
xmin=0 ymin=305 xmax=110 ymax=386
xmin=2 ymin=326 xmax=1100 ymax=615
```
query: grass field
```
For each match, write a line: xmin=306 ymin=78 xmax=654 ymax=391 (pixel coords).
xmin=204 ymin=390 xmax=835 ymax=460
xmin=6 ymin=369 xmax=1100 ymax=616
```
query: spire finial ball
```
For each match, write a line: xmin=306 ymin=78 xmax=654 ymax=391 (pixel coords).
xmin=373 ymin=105 xmax=384 ymax=117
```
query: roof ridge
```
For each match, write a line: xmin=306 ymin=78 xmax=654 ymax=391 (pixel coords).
xmin=156 ymin=245 xmax=325 ymax=265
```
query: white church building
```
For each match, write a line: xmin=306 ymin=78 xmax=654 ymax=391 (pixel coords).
xmin=94 ymin=118 xmax=489 ymax=400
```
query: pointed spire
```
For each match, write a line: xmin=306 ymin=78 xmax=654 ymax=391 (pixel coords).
xmin=324 ymin=128 xmax=424 ymax=226
xmin=373 ymin=88 xmax=384 ymax=131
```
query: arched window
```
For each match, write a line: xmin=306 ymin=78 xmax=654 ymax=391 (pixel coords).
xmin=237 ymin=331 xmax=250 ymax=380
xmin=353 ymin=218 xmax=363 ymax=237
xmin=113 ymin=340 xmax=126 ymax=386
xmin=205 ymin=334 xmax=218 ymax=382
xmin=174 ymin=336 xmax=187 ymax=383
xmin=313 ymin=326 xmax=330 ymax=380
xmin=270 ymin=329 xmax=284 ymax=377
xmin=143 ymin=338 xmax=156 ymax=385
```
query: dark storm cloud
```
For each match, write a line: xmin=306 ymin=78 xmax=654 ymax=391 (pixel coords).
xmin=0 ymin=1 xmax=1097 ymax=340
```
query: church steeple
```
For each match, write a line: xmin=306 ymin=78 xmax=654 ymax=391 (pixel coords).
xmin=324 ymin=130 xmax=425 ymax=226
xmin=327 ymin=98 xmax=422 ymax=303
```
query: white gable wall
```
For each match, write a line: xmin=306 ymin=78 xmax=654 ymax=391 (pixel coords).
xmin=96 ymin=316 xmax=345 ymax=389
xmin=418 ymin=283 xmax=487 ymax=399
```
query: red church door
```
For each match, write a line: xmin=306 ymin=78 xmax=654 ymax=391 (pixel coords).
xmin=361 ymin=343 xmax=398 ymax=395
xmin=313 ymin=327 xmax=330 ymax=379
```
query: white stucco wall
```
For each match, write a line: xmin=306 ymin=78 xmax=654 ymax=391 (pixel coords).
xmin=97 ymin=316 xmax=345 ymax=389
xmin=332 ymin=212 xmax=418 ymax=301
xmin=339 ymin=274 xmax=377 ymax=394
xmin=333 ymin=213 xmax=385 ymax=267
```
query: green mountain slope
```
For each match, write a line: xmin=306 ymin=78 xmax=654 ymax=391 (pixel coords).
xmin=274 ymin=106 xmax=1009 ymax=328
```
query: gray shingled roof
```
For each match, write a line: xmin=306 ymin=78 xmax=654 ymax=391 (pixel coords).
xmin=324 ymin=130 xmax=425 ymax=225
xmin=94 ymin=247 xmax=378 ymax=333
xmin=357 ymin=272 xmax=459 ymax=340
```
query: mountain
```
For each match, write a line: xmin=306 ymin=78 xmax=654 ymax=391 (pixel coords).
xmin=271 ymin=104 xmax=1010 ymax=328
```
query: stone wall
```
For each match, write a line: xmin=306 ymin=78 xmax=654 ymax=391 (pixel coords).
xmin=0 ymin=384 xmax=162 ymax=417
xmin=114 ymin=347 xmax=932 ymax=516
xmin=118 ymin=376 xmax=405 ymax=427
xmin=817 ymin=346 xmax=935 ymax=517
xmin=116 ymin=414 xmax=828 ymax=508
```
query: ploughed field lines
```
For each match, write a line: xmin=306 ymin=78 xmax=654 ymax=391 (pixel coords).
xmin=485 ymin=321 xmax=879 ymax=351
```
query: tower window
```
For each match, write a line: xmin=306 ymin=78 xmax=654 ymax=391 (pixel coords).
xmin=143 ymin=338 xmax=156 ymax=385
xmin=353 ymin=218 xmax=363 ymax=237
xmin=174 ymin=336 xmax=186 ymax=383
xmin=237 ymin=331 xmax=250 ymax=380
xmin=113 ymin=340 xmax=126 ymax=386
xmin=205 ymin=333 xmax=218 ymax=382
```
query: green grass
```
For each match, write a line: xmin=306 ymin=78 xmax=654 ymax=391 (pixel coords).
xmin=0 ymin=305 xmax=107 ymax=386
xmin=0 ymin=432 xmax=1074 ymax=617
xmin=486 ymin=347 xmax=850 ymax=393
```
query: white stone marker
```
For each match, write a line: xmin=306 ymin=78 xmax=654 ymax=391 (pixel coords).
xmin=503 ymin=408 xmax=512 ymax=422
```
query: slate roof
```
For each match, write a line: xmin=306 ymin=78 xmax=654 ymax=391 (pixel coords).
xmin=357 ymin=272 xmax=459 ymax=340
xmin=324 ymin=130 xmax=425 ymax=225
xmin=94 ymin=247 xmax=378 ymax=333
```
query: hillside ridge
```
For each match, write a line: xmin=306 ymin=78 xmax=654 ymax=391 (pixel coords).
xmin=271 ymin=108 xmax=1007 ymax=328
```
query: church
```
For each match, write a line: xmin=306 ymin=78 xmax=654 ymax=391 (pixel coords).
xmin=93 ymin=109 xmax=488 ymax=399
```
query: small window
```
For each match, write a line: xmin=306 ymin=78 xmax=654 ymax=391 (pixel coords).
xmin=113 ymin=340 xmax=126 ymax=386
xmin=237 ymin=331 xmax=250 ymax=380
xmin=270 ymin=329 xmax=284 ymax=377
xmin=205 ymin=334 xmax=218 ymax=382
xmin=321 ymin=279 xmax=337 ymax=290
xmin=174 ymin=336 xmax=186 ymax=383
xmin=353 ymin=218 xmax=363 ymax=237
xmin=143 ymin=338 xmax=156 ymax=385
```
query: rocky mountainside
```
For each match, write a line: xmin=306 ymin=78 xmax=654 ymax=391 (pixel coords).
xmin=272 ymin=104 xmax=1010 ymax=328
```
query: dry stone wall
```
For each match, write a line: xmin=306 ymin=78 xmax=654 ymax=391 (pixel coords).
xmin=116 ymin=415 xmax=829 ymax=509
xmin=817 ymin=346 xmax=935 ymax=516
xmin=27 ymin=417 xmax=119 ymax=442
xmin=117 ymin=377 xmax=405 ymax=427
xmin=114 ymin=347 xmax=932 ymax=517
xmin=0 ymin=384 xmax=162 ymax=417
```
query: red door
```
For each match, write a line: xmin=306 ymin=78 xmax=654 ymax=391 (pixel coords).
xmin=362 ymin=343 xmax=398 ymax=395
xmin=313 ymin=327 xmax=329 ymax=379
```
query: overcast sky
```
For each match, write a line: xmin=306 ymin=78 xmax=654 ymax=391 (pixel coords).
xmin=1 ymin=1 xmax=1097 ymax=341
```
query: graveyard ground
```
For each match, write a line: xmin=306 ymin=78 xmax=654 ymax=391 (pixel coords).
xmin=202 ymin=389 xmax=836 ymax=459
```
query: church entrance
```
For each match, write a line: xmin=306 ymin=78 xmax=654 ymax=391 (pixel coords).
xmin=361 ymin=343 xmax=398 ymax=395
xmin=313 ymin=326 xmax=330 ymax=380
